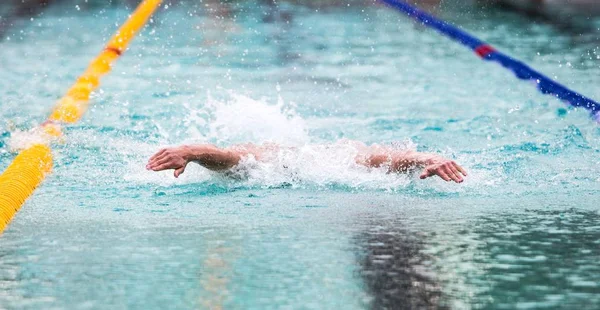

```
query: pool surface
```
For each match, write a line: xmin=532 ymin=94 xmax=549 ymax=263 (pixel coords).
xmin=1 ymin=0 xmax=600 ymax=308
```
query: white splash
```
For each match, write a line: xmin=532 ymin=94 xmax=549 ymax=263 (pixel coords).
xmin=178 ymin=93 xmax=308 ymax=146
xmin=206 ymin=94 xmax=308 ymax=145
xmin=7 ymin=127 xmax=61 ymax=151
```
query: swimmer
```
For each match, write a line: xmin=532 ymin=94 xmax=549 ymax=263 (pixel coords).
xmin=146 ymin=141 xmax=467 ymax=183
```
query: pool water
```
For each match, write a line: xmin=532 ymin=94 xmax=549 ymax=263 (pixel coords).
xmin=1 ymin=1 xmax=600 ymax=308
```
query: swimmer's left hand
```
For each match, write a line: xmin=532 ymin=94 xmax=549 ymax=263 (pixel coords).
xmin=420 ymin=159 xmax=467 ymax=183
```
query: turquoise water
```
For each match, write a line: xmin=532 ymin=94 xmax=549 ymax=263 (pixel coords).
xmin=1 ymin=1 xmax=600 ymax=308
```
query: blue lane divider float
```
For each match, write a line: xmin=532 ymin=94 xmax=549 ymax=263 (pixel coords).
xmin=380 ymin=0 xmax=600 ymax=121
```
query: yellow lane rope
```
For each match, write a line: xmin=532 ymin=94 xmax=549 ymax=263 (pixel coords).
xmin=0 ymin=0 xmax=163 ymax=233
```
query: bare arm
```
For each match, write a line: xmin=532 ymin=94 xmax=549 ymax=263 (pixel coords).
xmin=357 ymin=150 xmax=468 ymax=183
xmin=146 ymin=144 xmax=242 ymax=178
xmin=147 ymin=143 xmax=467 ymax=183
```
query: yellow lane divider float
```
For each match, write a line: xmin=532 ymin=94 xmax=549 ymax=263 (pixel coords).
xmin=0 ymin=0 xmax=163 ymax=233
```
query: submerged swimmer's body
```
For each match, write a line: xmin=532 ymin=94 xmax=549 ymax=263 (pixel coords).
xmin=146 ymin=140 xmax=467 ymax=183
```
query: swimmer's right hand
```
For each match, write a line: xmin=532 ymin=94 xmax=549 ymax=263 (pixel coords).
xmin=146 ymin=146 xmax=191 ymax=178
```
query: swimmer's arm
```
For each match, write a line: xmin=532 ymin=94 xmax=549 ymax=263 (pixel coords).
xmin=360 ymin=151 xmax=468 ymax=183
xmin=147 ymin=144 xmax=242 ymax=177
xmin=185 ymin=145 xmax=243 ymax=171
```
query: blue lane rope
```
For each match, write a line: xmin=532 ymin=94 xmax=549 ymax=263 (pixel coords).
xmin=380 ymin=0 xmax=600 ymax=121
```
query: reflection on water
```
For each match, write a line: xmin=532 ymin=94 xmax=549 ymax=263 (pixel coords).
xmin=198 ymin=231 xmax=240 ymax=310
xmin=351 ymin=201 xmax=600 ymax=309
xmin=1 ymin=192 xmax=600 ymax=308
xmin=470 ymin=207 xmax=600 ymax=307
xmin=357 ymin=217 xmax=447 ymax=310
